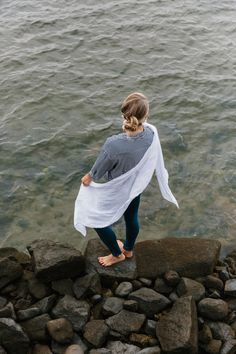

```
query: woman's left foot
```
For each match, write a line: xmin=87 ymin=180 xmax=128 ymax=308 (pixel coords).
xmin=98 ymin=253 xmax=125 ymax=267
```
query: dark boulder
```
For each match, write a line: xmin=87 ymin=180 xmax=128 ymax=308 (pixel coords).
xmin=156 ymin=296 xmax=198 ymax=354
xmin=27 ymin=239 xmax=85 ymax=282
xmin=135 ymin=238 xmax=221 ymax=279
xmin=85 ymin=239 xmax=137 ymax=283
xmin=0 ymin=318 xmax=30 ymax=354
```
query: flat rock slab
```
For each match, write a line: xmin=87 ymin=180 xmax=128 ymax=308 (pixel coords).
xmin=27 ymin=239 xmax=85 ymax=282
xmin=135 ymin=238 xmax=221 ymax=278
xmin=156 ymin=296 xmax=198 ymax=354
xmin=85 ymin=239 xmax=137 ymax=282
xmin=105 ymin=309 xmax=145 ymax=336
xmin=0 ymin=318 xmax=30 ymax=354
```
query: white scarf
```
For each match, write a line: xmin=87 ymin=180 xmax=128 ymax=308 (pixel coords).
xmin=74 ymin=122 xmax=179 ymax=236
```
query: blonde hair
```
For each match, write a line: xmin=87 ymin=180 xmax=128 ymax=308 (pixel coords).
xmin=121 ymin=92 xmax=149 ymax=132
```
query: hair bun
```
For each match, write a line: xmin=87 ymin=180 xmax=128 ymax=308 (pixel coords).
xmin=122 ymin=115 xmax=139 ymax=132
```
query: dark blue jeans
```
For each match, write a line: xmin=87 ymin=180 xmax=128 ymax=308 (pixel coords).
xmin=94 ymin=194 xmax=141 ymax=256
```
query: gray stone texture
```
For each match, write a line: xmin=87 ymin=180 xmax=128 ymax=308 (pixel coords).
xmin=85 ymin=239 xmax=137 ymax=282
xmin=198 ymin=298 xmax=228 ymax=320
xmin=51 ymin=295 xmax=90 ymax=331
xmin=105 ymin=309 xmax=145 ymax=336
xmin=135 ymin=238 xmax=221 ymax=278
xmin=156 ymin=296 xmax=198 ymax=354
xmin=128 ymin=287 xmax=171 ymax=317
xmin=27 ymin=239 xmax=85 ymax=282
xmin=83 ymin=320 xmax=109 ymax=347
xmin=0 ymin=318 xmax=30 ymax=354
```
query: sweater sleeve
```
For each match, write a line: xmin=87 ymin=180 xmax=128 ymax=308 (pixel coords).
xmin=88 ymin=143 xmax=116 ymax=181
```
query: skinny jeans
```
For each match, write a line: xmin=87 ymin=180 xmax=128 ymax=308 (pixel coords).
xmin=94 ymin=194 xmax=141 ymax=256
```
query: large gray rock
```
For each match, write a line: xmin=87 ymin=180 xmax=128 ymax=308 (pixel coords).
xmin=206 ymin=321 xmax=235 ymax=341
xmin=0 ymin=247 xmax=31 ymax=265
xmin=20 ymin=313 xmax=51 ymax=341
xmin=102 ymin=297 xmax=124 ymax=316
xmin=106 ymin=340 xmax=140 ymax=354
xmin=73 ymin=273 xmax=102 ymax=299
xmin=0 ymin=318 xmax=30 ymax=354
xmin=198 ymin=298 xmax=228 ymax=320
xmin=135 ymin=238 xmax=221 ymax=278
xmin=0 ymin=257 xmax=23 ymax=289
xmin=221 ymin=340 xmax=236 ymax=354
xmin=225 ymin=279 xmax=236 ymax=297
xmin=105 ymin=309 xmax=145 ymax=336
xmin=27 ymin=239 xmax=85 ymax=282
xmin=156 ymin=296 xmax=198 ymax=354
xmin=85 ymin=239 xmax=137 ymax=282
xmin=128 ymin=287 xmax=171 ymax=317
xmin=51 ymin=294 xmax=90 ymax=331
xmin=83 ymin=320 xmax=109 ymax=347
xmin=176 ymin=277 xmax=205 ymax=301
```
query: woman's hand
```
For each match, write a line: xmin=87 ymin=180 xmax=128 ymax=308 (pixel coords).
xmin=81 ymin=173 xmax=92 ymax=186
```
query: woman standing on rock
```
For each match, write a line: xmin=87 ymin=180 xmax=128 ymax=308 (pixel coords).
xmin=74 ymin=92 xmax=178 ymax=267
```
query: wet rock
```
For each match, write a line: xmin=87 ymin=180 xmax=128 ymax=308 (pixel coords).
xmin=28 ymin=276 xmax=51 ymax=299
xmin=0 ymin=318 xmax=30 ymax=354
xmin=0 ymin=247 xmax=31 ymax=265
xmin=106 ymin=340 xmax=140 ymax=353
xmin=85 ymin=239 xmax=137 ymax=283
xmin=128 ymin=287 xmax=171 ymax=317
xmin=129 ymin=333 xmax=157 ymax=347
xmin=47 ymin=318 xmax=74 ymax=343
xmin=17 ymin=294 xmax=57 ymax=320
xmin=135 ymin=238 xmax=221 ymax=278
xmin=198 ymin=298 xmax=228 ymax=320
xmin=206 ymin=321 xmax=234 ymax=341
xmin=27 ymin=239 xmax=85 ymax=282
xmin=51 ymin=294 xmax=90 ymax=331
xmin=204 ymin=275 xmax=224 ymax=291
xmin=52 ymin=279 xmax=74 ymax=296
xmin=198 ymin=323 xmax=212 ymax=344
xmin=144 ymin=319 xmax=158 ymax=336
xmin=20 ymin=313 xmax=51 ymax=341
xmin=32 ymin=344 xmax=53 ymax=354
xmin=64 ymin=344 xmax=84 ymax=354
xmin=154 ymin=278 xmax=173 ymax=295
xmin=115 ymin=282 xmax=133 ymax=297
xmin=89 ymin=349 xmax=112 ymax=354
xmin=200 ymin=339 xmax=222 ymax=354
xmin=163 ymin=270 xmax=181 ymax=287
xmin=138 ymin=348 xmax=161 ymax=354
xmin=105 ymin=309 xmax=145 ymax=336
xmin=123 ymin=299 xmax=138 ymax=312
xmin=0 ymin=302 xmax=16 ymax=319
xmin=102 ymin=296 xmax=124 ymax=316
xmin=0 ymin=257 xmax=23 ymax=289
xmin=73 ymin=273 xmax=102 ymax=299
xmin=83 ymin=320 xmax=109 ymax=347
xmin=156 ymin=296 xmax=198 ymax=354
xmin=0 ymin=297 xmax=7 ymax=308
xmin=176 ymin=277 xmax=205 ymax=301
xmin=225 ymin=279 xmax=236 ymax=297
xmin=220 ymin=339 xmax=236 ymax=354
xmin=139 ymin=278 xmax=152 ymax=287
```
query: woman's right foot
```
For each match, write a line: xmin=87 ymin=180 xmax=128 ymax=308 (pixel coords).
xmin=117 ymin=240 xmax=133 ymax=258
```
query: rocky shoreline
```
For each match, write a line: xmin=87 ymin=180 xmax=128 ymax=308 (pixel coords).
xmin=0 ymin=237 xmax=236 ymax=354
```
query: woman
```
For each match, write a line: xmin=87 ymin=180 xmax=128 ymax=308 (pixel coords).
xmin=75 ymin=92 xmax=178 ymax=267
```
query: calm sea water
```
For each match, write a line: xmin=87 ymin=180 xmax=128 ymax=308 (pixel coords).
xmin=0 ymin=0 xmax=235 ymax=254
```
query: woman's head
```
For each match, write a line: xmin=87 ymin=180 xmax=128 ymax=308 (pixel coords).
xmin=121 ymin=92 xmax=149 ymax=132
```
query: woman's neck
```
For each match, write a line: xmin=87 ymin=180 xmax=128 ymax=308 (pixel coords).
xmin=125 ymin=124 xmax=144 ymax=137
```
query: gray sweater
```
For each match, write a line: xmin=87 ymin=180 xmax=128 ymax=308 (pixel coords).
xmin=89 ymin=126 xmax=154 ymax=182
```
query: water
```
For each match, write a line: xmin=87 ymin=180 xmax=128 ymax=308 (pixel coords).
xmin=0 ymin=0 xmax=235 ymax=254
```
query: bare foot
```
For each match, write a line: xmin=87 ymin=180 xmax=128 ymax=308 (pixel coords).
xmin=117 ymin=240 xmax=133 ymax=258
xmin=98 ymin=253 xmax=126 ymax=267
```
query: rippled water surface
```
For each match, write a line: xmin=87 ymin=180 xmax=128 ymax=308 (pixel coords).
xmin=0 ymin=0 xmax=235 ymax=253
